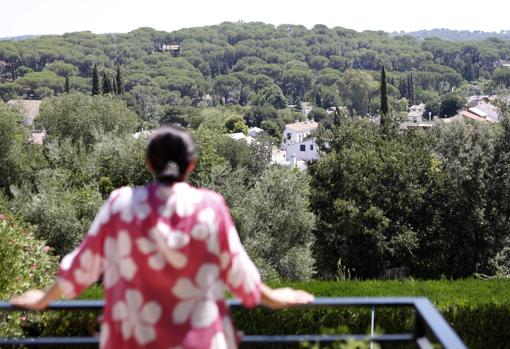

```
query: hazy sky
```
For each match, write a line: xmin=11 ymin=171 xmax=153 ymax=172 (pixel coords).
xmin=2 ymin=0 xmax=510 ymax=37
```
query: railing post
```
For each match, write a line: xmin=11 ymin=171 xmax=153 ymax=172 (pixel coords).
xmin=414 ymin=311 xmax=433 ymax=349
xmin=370 ymin=305 xmax=375 ymax=349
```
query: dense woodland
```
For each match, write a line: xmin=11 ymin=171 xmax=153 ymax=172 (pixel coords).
xmin=2 ymin=23 xmax=510 ymax=293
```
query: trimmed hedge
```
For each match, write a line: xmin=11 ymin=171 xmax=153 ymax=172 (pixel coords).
xmin=4 ymin=280 xmax=510 ymax=349
xmin=234 ymin=280 xmax=510 ymax=348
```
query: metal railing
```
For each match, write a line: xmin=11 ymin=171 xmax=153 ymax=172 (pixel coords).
xmin=0 ymin=297 xmax=468 ymax=348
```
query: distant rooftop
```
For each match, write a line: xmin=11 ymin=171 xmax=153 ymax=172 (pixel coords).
xmin=285 ymin=120 xmax=318 ymax=132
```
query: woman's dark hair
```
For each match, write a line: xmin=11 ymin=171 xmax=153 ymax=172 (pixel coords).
xmin=146 ymin=125 xmax=196 ymax=183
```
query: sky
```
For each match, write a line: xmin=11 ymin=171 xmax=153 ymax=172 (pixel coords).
xmin=1 ymin=0 xmax=510 ymax=37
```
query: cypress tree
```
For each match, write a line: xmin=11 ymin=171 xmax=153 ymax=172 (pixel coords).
xmin=112 ymin=76 xmax=118 ymax=95
xmin=92 ymin=64 xmax=100 ymax=95
xmin=408 ymin=73 xmax=415 ymax=105
xmin=65 ymin=76 xmax=70 ymax=93
xmin=116 ymin=64 xmax=125 ymax=94
xmin=102 ymin=71 xmax=113 ymax=94
xmin=380 ymin=66 xmax=389 ymax=121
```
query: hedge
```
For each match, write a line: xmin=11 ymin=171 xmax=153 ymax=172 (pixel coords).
xmin=3 ymin=280 xmax=510 ymax=349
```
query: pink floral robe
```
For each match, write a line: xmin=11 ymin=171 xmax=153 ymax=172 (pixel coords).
xmin=57 ymin=182 xmax=262 ymax=349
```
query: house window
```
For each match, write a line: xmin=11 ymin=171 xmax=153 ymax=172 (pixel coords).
xmin=287 ymin=133 xmax=291 ymax=140
xmin=300 ymin=144 xmax=306 ymax=151
xmin=310 ymin=144 xmax=314 ymax=150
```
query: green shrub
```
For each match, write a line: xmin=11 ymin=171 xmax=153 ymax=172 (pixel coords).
xmin=10 ymin=170 xmax=103 ymax=256
xmin=0 ymin=214 xmax=57 ymax=338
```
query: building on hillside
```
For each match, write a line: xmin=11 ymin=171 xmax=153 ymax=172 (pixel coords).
xmin=161 ymin=44 xmax=181 ymax=57
xmin=458 ymin=109 xmax=495 ymax=123
xmin=400 ymin=121 xmax=434 ymax=130
xmin=407 ymin=103 xmax=426 ymax=123
xmin=472 ymin=104 xmax=500 ymax=122
xmin=282 ymin=120 xmax=319 ymax=163
xmin=29 ymin=130 xmax=46 ymax=145
xmin=465 ymin=97 xmax=501 ymax=122
xmin=497 ymin=59 xmax=510 ymax=68
xmin=7 ymin=99 xmax=41 ymax=126
xmin=228 ymin=132 xmax=255 ymax=144
xmin=247 ymin=127 xmax=265 ymax=138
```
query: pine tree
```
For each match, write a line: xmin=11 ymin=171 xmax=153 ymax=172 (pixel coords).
xmin=116 ymin=64 xmax=125 ymax=94
xmin=102 ymin=71 xmax=113 ymax=94
xmin=380 ymin=66 xmax=389 ymax=119
xmin=92 ymin=64 xmax=100 ymax=95
xmin=65 ymin=76 xmax=70 ymax=93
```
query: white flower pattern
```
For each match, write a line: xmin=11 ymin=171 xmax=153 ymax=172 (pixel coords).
xmin=88 ymin=202 xmax=110 ymax=236
xmin=136 ymin=221 xmax=190 ymax=269
xmin=112 ymin=289 xmax=162 ymax=345
xmin=171 ymin=264 xmax=224 ymax=328
xmin=157 ymin=183 xmax=203 ymax=218
xmin=191 ymin=208 xmax=221 ymax=256
xmin=112 ymin=187 xmax=151 ymax=223
xmin=226 ymin=227 xmax=260 ymax=293
xmin=57 ymin=183 xmax=262 ymax=349
xmin=104 ymin=230 xmax=137 ymax=288
xmin=73 ymin=249 xmax=103 ymax=285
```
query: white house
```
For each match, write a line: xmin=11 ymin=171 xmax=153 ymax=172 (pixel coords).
xmin=248 ymin=127 xmax=265 ymax=138
xmin=281 ymin=120 xmax=319 ymax=162
xmin=407 ymin=103 xmax=425 ymax=123
xmin=285 ymin=138 xmax=318 ymax=162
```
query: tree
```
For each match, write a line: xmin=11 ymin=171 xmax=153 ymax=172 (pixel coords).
xmin=65 ymin=76 xmax=70 ymax=93
xmin=116 ymin=64 xmax=125 ymax=94
xmin=380 ymin=66 xmax=389 ymax=119
xmin=235 ymin=166 xmax=316 ymax=280
xmin=439 ymin=94 xmax=466 ymax=117
xmin=102 ymin=71 xmax=113 ymax=94
xmin=251 ymin=84 xmax=287 ymax=109
xmin=213 ymin=75 xmax=242 ymax=104
xmin=36 ymin=92 xmax=140 ymax=147
xmin=0 ymin=102 xmax=24 ymax=191
xmin=92 ymin=64 xmax=100 ymax=96
xmin=224 ymin=115 xmax=248 ymax=134
xmin=309 ymin=119 xmax=446 ymax=278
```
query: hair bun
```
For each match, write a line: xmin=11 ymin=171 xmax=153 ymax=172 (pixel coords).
xmin=160 ymin=161 xmax=181 ymax=179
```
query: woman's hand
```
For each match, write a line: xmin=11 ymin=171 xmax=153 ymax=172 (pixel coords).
xmin=10 ymin=290 xmax=49 ymax=311
xmin=10 ymin=282 xmax=62 ymax=311
xmin=260 ymin=284 xmax=315 ymax=309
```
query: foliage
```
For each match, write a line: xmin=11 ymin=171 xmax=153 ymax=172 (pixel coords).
xmin=439 ymin=93 xmax=466 ymax=117
xmin=10 ymin=170 xmax=103 ymax=256
xmin=87 ymin=133 xmax=152 ymax=197
xmin=0 ymin=214 xmax=58 ymax=339
xmin=234 ymin=166 xmax=316 ymax=280
xmin=0 ymin=215 xmax=57 ymax=295
xmin=309 ymin=119 xmax=447 ymax=278
xmin=36 ymin=92 xmax=140 ymax=147
xmin=0 ymin=102 xmax=25 ymax=191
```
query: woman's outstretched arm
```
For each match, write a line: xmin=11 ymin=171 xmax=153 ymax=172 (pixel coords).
xmin=10 ymin=282 xmax=62 ymax=311
xmin=259 ymin=283 xmax=314 ymax=309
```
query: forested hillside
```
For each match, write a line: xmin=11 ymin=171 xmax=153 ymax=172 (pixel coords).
xmin=2 ymin=22 xmax=510 ymax=123
xmin=3 ymin=22 xmax=510 ymax=285
xmin=393 ymin=28 xmax=510 ymax=42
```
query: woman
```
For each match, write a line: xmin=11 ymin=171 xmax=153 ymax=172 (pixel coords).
xmin=11 ymin=125 xmax=314 ymax=349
